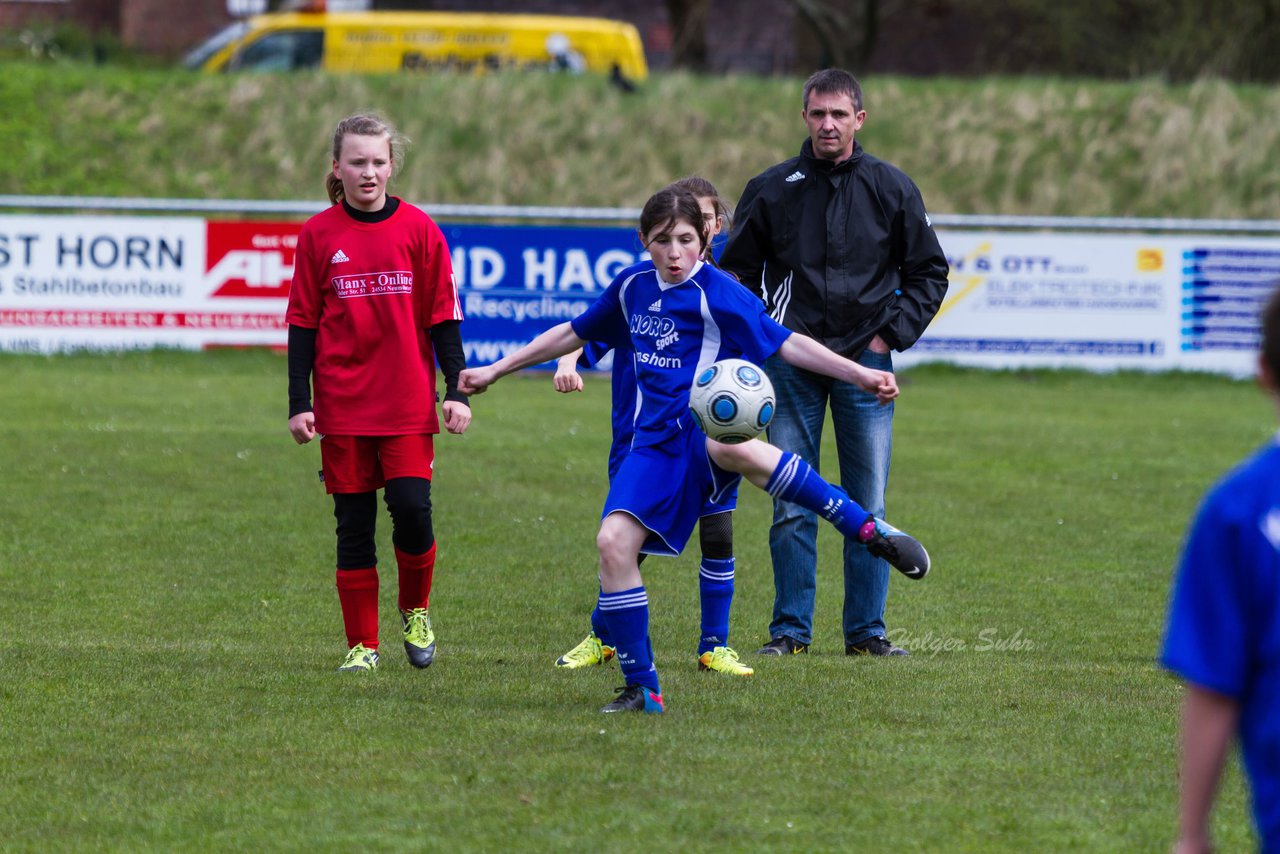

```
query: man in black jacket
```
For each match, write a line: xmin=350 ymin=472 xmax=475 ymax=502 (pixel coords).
xmin=721 ymin=68 xmax=948 ymax=658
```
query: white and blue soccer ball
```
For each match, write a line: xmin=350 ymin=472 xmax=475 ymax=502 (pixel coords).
xmin=688 ymin=358 xmax=776 ymax=444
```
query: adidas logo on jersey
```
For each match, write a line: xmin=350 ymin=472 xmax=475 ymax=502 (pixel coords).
xmin=649 ymin=299 xmax=662 ymax=311
xmin=785 ymin=171 xmax=805 ymax=183
xmin=331 ymin=249 xmax=350 ymax=264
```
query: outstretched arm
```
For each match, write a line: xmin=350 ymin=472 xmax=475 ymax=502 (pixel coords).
xmin=777 ymin=334 xmax=898 ymax=404
xmin=459 ymin=321 xmax=586 ymax=395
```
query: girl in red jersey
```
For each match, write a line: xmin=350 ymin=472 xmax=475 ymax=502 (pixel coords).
xmin=286 ymin=114 xmax=470 ymax=673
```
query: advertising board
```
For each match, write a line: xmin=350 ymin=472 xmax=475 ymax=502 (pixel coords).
xmin=1 ymin=214 xmax=1276 ymax=377
xmin=899 ymin=232 xmax=1280 ymax=376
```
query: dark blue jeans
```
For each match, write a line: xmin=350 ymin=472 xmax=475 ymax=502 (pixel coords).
xmin=764 ymin=350 xmax=894 ymax=646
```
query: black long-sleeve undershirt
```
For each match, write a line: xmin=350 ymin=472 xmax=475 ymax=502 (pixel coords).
xmin=430 ymin=320 xmax=468 ymax=405
xmin=286 ymin=321 xmax=469 ymax=416
xmin=287 ymin=324 xmax=317 ymax=418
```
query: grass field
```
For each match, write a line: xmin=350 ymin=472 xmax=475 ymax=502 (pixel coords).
xmin=0 ymin=350 xmax=1272 ymax=851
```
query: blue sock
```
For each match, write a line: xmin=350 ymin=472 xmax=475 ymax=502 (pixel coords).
xmin=590 ymin=585 xmax=613 ymax=647
xmin=698 ymin=557 xmax=734 ymax=655
xmin=598 ymin=586 xmax=660 ymax=694
xmin=766 ymin=452 xmax=871 ymax=539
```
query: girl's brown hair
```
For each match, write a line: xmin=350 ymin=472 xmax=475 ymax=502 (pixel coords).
xmin=669 ymin=175 xmax=733 ymax=268
xmin=671 ymin=175 xmax=732 ymax=235
xmin=638 ymin=185 xmax=708 ymax=256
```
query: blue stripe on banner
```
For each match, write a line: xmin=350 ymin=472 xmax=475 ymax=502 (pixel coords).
xmin=1184 ymin=248 xmax=1280 ymax=260
xmin=914 ymin=338 xmax=1161 ymax=356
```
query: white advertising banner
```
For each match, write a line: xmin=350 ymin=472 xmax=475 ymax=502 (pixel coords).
xmin=900 ymin=231 xmax=1280 ymax=377
xmin=1 ymin=215 xmax=1277 ymax=376
xmin=0 ymin=216 xmax=293 ymax=352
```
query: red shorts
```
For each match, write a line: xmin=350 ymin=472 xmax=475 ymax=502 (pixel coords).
xmin=319 ymin=434 xmax=435 ymax=494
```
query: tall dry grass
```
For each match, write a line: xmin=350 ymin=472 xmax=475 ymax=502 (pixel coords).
xmin=6 ymin=62 xmax=1280 ymax=218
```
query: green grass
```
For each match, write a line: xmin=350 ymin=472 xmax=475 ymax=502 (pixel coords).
xmin=0 ymin=350 xmax=1271 ymax=850
xmin=5 ymin=62 xmax=1280 ymax=219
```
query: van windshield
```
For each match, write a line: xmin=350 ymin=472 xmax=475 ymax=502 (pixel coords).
xmin=183 ymin=22 xmax=250 ymax=70
xmin=228 ymin=30 xmax=324 ymax=71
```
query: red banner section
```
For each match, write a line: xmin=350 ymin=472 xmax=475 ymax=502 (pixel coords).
xmin=206 ymin=221 xmax=301 ymax=299
xmin=0 ymin=309 xmax=287 ymax=329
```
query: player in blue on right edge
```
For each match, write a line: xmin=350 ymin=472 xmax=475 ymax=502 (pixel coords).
xmin=459 ymin=184 xmax=930 ymax=715
xmin=1161 ymin=282 xmax=1280 ymax=853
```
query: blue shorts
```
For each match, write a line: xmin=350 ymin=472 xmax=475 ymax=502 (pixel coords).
xmin=603 ymin=424 xmax=740 ymax=557
xmin=609 ymin=432 xmax=738 ymax=520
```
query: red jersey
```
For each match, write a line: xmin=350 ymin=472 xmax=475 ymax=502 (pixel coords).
xmin=285 ymin=199 xmax=463 ymax=436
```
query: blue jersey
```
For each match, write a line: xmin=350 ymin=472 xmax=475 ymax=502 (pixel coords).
xmin=571 ymin=259 xmax=791 ymax=447
xmin=1160 ymin=435 xmax=1280 ymax=848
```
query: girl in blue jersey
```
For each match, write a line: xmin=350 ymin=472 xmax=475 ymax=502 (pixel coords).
xmin=552 ymin=177 xmax=751 ymax=677
xmin=460 ymin=185 xmax=930 ymax=715
xmin=1161 ymin=283 xmax=1280 ymax=852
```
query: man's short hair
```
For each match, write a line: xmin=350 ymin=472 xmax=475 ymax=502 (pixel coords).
xmin=1263 ymin=281 xmax=1280 ymax=382
xmin=803 ymin=68 xmax=863 ymax=112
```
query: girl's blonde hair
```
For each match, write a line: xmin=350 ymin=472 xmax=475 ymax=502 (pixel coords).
xmin=325 ymin=113 xmax=406 ymax=205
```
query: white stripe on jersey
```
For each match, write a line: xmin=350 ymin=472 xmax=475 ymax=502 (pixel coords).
xmin=693 ymin=280 xmax=724 ymax=381
xmin=616 ymin=271 xmax=642 ymax=326
xmin=630 ymin=355 xmax=643 ymax=429
xmin=765 ymin=452 xmax=802 ymax=498
xmin=448 ymin=272 xmax=464 ymax=321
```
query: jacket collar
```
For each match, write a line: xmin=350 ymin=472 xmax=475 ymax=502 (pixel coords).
xmin=799 ymin=138 xmax=863 ymax=173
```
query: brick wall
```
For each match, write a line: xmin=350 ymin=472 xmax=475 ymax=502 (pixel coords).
xmin=121 ymin=0 xmax=234 ymax=56
xmin=0 ymin=0 xmax=116 ymax=33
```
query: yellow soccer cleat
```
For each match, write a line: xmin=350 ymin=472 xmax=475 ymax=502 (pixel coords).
xmin=555 ymin=631 xmax=617 ymax=669
xmin=698 ymin=646 xmax=754 ymax=676
xmin=338 ymin=643 xmax=380 ymax=673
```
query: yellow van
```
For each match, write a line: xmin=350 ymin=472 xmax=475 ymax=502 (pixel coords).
xmin=183 ymin=10 xmax=648 ymax=84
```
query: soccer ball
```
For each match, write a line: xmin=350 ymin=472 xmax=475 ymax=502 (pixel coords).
xmin=688 ymin=358 xmax=776 ymax=444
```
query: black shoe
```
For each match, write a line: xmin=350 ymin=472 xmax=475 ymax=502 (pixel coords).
xmin=857 ymin=516 xmax=930 ymax=580
xmin=846 ymin=636 xmax=910 ymax=657
xmin=600 ymin=684 xmax=664 ymax=714
xmin=756 ymin=636 xmax=809 ymax=656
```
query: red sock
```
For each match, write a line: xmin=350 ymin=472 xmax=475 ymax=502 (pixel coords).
xmin=396 ymin=543 xmax=436 ymax=613
xmin=335 ymin=567 xmax=379 ymax=650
